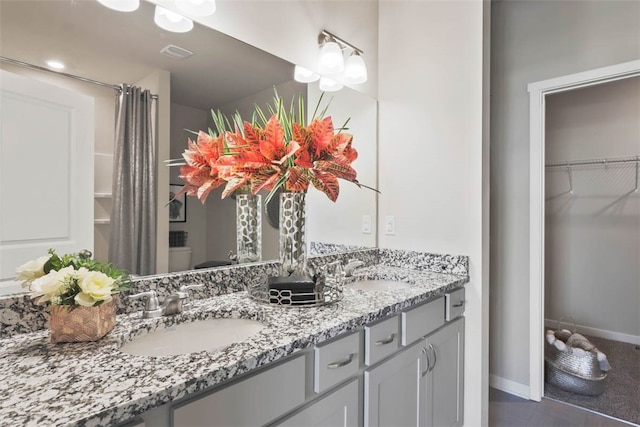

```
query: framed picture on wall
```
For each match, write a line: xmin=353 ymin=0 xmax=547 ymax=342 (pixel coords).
xmin=169 ymin=184 xmax=186 ymax=223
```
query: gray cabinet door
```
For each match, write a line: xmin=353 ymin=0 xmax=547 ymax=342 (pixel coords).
xmin=424 ymin=317 xmax=464 ymax=427
xmin=273 ymin=379 xmax=359 ymax=427
xmin=364 ymin=341 xmax=426 ymax=427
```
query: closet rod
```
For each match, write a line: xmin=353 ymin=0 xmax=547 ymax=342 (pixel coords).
xmin=546 ymin=155 xmax=640 ymax=168
xmin=0 ymin=56 xmax=158 ymax=100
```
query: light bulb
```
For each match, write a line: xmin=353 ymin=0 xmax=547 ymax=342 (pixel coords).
xmin=45 ymin=60 xmax=65 ymax=70
xmin=319 ymin=77 xmax=343 ymax=92
xmin=96 ymin=0 xmax=139 ymax=12
xmin=294 ymin=65 xmax=320 ymax=83
xmin=318 ymin=40 xmax=344 ymax=74
xmin=175 ymin=0 xmax=216 ymax=17
xmin=343 ymin=53 xmax=368 ymax=84
xmin=154 ymin=6 xmax=194 ymax=33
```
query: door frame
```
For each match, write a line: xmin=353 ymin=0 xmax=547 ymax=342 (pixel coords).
xmin=527 ymin=59 xmax=640 ymax=401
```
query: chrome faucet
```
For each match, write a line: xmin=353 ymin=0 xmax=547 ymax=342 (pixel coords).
xmin=344 ymin=259 xmax=365 ymax=277
xmin=129 ymin=284 xmax=204 ymax=319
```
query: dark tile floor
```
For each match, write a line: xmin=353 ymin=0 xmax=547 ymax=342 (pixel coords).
xmin=489 ymin=388 xmax=636 ymax=427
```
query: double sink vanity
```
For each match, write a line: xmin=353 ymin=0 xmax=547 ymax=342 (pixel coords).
xmin=0 ymin=248 xmax=468 ymax=426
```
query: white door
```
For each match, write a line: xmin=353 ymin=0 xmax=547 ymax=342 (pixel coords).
xmin=0 ymin=69 xmax=94 ymax=293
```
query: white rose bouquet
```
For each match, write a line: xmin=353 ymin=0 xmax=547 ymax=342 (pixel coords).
xmin=16 ymin=249 xmax=129 ymax=308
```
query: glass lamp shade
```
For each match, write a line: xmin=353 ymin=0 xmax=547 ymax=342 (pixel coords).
xmin=344 ymin=53 xmax=368 ymax=84
xmin=154 ymin=6 xmax=194 ymax=33
xmin=319 ymin=77 xmax=343 ymax=92
xmin=175 ymin=0 xmax=216 ymax=17
xmin=318 ymin=41 xmax=344 ymax=74
xmin=96 ymin=0 xmax=139 ymax=12
xmin=294 ymin=65 xmax=320 ymax=83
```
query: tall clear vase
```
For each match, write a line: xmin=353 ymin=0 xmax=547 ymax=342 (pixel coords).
xmin=279 ymin=191 xmax=307 ymax=276
xmin=236 ymin=192 xmax=262 ymax=263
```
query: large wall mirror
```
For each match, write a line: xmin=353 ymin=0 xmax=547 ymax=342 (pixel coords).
xmin=0 ymin=0 xmax=377 ymax=295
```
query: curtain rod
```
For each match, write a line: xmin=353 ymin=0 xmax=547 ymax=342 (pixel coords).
xmin=0 ymin=56 xmax=159 ymax=100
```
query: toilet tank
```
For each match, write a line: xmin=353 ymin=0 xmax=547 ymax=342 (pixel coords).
xmin=169 ymin=247 xmax=192 ymax=272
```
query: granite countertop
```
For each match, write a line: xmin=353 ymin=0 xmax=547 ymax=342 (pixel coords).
xmin=0 ymin=264 xmax=468 ymax=427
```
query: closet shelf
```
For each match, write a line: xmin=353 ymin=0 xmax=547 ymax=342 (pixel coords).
xmin=94 ymin=193 xmax=112 ymax=198
xmin=546 ymin=155 xmax=640 ymax=168
xmin=94 ymin=219 xmax=110 ymax=225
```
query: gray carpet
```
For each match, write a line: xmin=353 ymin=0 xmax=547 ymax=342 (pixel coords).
xmin=544 ymin=334 xmax=640 ymax=425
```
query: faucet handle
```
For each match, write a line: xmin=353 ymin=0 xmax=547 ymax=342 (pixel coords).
xmin=177 ymin=284 xmax=204 ymax=310
xmin=128 ymin=290 xmax=162 ymax=318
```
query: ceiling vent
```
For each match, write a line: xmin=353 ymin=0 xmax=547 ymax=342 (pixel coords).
xmin=160 ymin=44 xmax=194 ymax=59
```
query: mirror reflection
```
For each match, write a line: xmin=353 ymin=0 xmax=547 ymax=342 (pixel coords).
xmin=0 ymin=0 xmax=377 ymax=295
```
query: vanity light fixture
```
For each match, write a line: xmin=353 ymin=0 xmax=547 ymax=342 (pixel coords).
xmin=154 ymin=5 xmax=194 ymax=33
xmin=318 ymin=76 xmax=343 ymax=92
xmin=318 ymin=34 xmax=344 ymax=75
xmin=45 ymin=60 xmax=65 ymax=70
xmin=174 ymin=0 xmax=216 ymax=17
xmin=317 ymin=30 xmax=368 ymax=86
xmin=96 ymin=0 xmax=140 ymax=12
xmin=343 ymin=51 xmax=368 ymax=84
xmin=294 ymin=65 xmax=320 ymax=83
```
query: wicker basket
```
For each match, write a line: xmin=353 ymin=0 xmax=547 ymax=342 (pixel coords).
xmin=50 ymin=299 xmax=116 ymax=343
xmin=544 ymin=320 xmax=608 ymax=396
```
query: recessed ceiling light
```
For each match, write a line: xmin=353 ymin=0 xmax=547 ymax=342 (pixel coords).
xmin=46 ymin=60 xmax=65 ymax=70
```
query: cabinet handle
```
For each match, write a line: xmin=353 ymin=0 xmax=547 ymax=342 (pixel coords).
xmin=421 ymin=347 xmax=431 ymax=377
xmin=453 ymin=301 xmax=464 ymax=307
xmin=428 ymin=343 xmax=437 ymax=372
xmin=375 ymin=333 xmax=396 ymax=346
xmin=327 ymin=353 xmax=355 ymax=369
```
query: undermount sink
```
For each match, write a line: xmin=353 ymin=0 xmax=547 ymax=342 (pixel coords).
xmin=120 ymin=318 xmax=266 ymax=357
xmin=347 ymin=279 xmax=412 ymax=292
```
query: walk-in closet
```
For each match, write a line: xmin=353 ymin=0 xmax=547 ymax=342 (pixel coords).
xmin=544 ymin=75 xmax=640 ymax=424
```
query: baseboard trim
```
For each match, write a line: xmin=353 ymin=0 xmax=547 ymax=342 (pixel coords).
xmin=545 ymin=318 xmax=640 ymax=346
xmin=489 ymin=374 xmax=531 ymax=400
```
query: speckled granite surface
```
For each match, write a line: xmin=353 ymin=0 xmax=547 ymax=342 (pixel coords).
xmin=0 ymin=255 xmax=468 ymax=427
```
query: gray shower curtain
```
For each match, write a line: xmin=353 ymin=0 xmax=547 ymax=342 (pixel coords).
xmin=109 ymin=84 xmax=157 ymax=276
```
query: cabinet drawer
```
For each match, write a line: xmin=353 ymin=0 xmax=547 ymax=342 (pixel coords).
xmin=314 ymin=330 xmax=360 ymax=393
xmin=401 ymin=297 xmax=445 ymax=345
xmin=172 ymin=354 xmax=306 ymax=426
xmin=365 ymin=315 xmax=400 ymax=366
xmin=445 ymin=287 xmax=465 ymax=321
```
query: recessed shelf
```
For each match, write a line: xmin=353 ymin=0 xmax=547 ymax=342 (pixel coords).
xmin=94 ymin=219 xmax=111 ymax=225
xmin=94 ymin=193 xmax=112 ymax=198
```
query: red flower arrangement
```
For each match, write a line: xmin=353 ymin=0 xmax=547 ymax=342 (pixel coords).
xmin=177 ymin=94 xmax=364 ymax=203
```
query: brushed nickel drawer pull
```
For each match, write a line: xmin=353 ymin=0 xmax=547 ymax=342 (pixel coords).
xmin=453 ymin=301 xmax=464 ymax=307
xmin=375 ymin=333 xmax=396 ymax=346
xmin=327 ymin=353 xmax=355 ymax=369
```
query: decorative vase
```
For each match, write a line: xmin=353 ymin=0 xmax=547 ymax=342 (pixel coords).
xmin=49 ymin=299 xmax=116 ymax=343
xmin=279 ymin=191 xmax=307 ymax=276
xmin=236 ymin=191 xmax=262 ymax=263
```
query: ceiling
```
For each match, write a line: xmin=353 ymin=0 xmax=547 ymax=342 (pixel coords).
xmin=0 ymin=0 xmax=295 ymax=110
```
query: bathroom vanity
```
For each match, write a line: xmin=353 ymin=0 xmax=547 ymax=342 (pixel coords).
xmin=0 ymin=249 xmax=468 ymax=426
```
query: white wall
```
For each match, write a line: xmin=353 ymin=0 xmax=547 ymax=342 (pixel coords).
xmin=378 ymin=1 xmax=487 ymax=424
xmin=306 ymin=84 xmax=378 ymax=249
xmin=545 ymin=77 xmax=640 ymax=343
xmin=490 ymin=0 xmax=640 ymax=393
xmin=169 ymin=103 xmax=209 ymax=269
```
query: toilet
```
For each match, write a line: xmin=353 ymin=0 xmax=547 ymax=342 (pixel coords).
xmin=169 ymin=247 xmax=192 ymax=272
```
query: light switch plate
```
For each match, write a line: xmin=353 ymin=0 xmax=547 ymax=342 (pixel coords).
xmin=362 ymin=215 xmax=372 ymax=234
xmin=384 ymin=216 xmax=395 ymax=235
